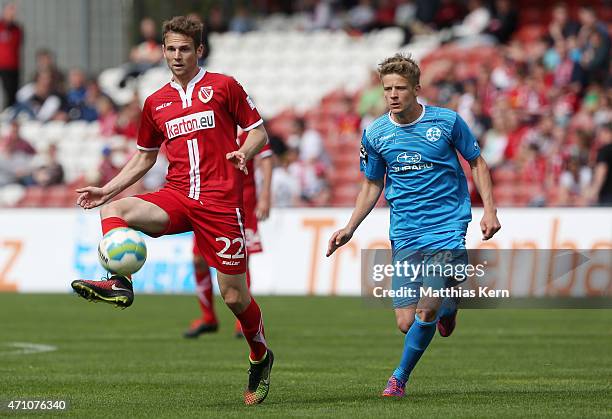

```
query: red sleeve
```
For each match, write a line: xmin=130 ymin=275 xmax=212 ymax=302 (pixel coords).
xmin=257 ymin=141 xmax=272 ymax=158
xmin=136 ymin=97 xmax=164 ymax=150
xmin=226 ymin=77 xmax=263 ymax=131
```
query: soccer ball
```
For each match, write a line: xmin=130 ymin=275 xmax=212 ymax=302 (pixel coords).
xmin=98 ymin=227 xmax=147 ymax=276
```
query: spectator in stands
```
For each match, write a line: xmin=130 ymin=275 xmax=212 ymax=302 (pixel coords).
xmin=519 ymin=142 xmax=548 ymax=205
xmin=95 ymin=146 xmax=121 ymax=186
xmin=96 ymin=95 xmax=118 ymax=137
xmin=503 ymin=108 xmax=529 ymax=161
xmin=27 ymin=143 xmax=64 ymax=187
xmin=357 ymin=70 xmax=385 ymax=117
xmin=450 ymin=0 xmax=490 ymax=42
xmin=547 ymin=2 xmax=580 ymax=46
xmin=293 ymin=156 xmax=331 ymax=205
xmin=552 ymin=83 xmax=579 ymax=126
xmin=31 ymin=48 xmax=65 ymax=93
xmin=287 ymin=117 xmax=327 ymax=164
xmin=66 ymin=68 xmax=97 ymax=121
xmin=270 ymin=141 xmax=300 ymax=207
xmin=432 ymin=64 xmax=463 ymax=107
xmin=414 ymin=0 xmax=440 ymax=27
xmin=485 ymin=0 xmax=517 ymax=44
xmin=557 ymin=152 xmax=591 ymax=206
xmin=310 ymin=0 xmax=334 ymax=30
xmin=114 ymin=98 xmax=140 ymax=139
xmin=573 ymin=6 xmax=611 ymax=86
xmin=433 ymin=0 xmax=464 ymax=30
xmin=335 ymin=95 xmax=361 ymax=142
xmin=394 ymin=0 xmax=417 ymax=44
xmin=0 ymin=2 xmax=22 ymax=109
xmin=471 ymin=101 xmax=492 ymax=142
xmin=579 ymin=30 xmax=610 ymax=86
xmin=206 ymin=6 xmax=229 ymax=33
xmin=481 ymin=113 xmax=509 ymax=169
xmin=0 ymin=120 xmax=35 ymax=186
xmin=491 ymin=52 xmax=517 ymax=90
xmin=593 ymin=91 xmax=611 ymax=127
xmin=457 ymin=79 xmax=478 ymax=126
xmin=13 ymin=70 xmax=66 ymax=122
xmin=82 ymin=80 xmax=104 ymax=119
xmin=0 ymin=120 xmax=34 ymax=155
xmin=577 ymin=6 xmax=610 ymax=51
xmin=374 ymin=0 xmax=397 ymax=29
xmin=229 ymin=6 xmax=256 ymax=33
xmin=119 ymin=17 xmax=163 ymax=88
xmin=347 ymin=0 xmax=376 ymax=33
xmin=588 ymin=124 xmax=612 ymax=205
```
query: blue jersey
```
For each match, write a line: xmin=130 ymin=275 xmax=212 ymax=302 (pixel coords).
xmin=360 ymin=105 xmax=480 ymax=242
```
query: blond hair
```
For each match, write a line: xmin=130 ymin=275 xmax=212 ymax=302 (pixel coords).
xmin=377 ymin=53 xmax=421 ymax=87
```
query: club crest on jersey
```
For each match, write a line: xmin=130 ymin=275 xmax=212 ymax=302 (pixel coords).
xmin=426 ymin=127 xmax=442 ymax=142
xmin=198 ymin=86 xmax=214 ymax=104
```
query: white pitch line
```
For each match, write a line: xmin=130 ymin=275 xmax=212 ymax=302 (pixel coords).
xmin=1 ymin=342 xmax=58 ymax=355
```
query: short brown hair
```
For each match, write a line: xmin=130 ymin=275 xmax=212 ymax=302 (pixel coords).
xmin=162 ymin=15 xmax=203 ymax=48
xmin=377 ymin=53 xmax=420 ymax=87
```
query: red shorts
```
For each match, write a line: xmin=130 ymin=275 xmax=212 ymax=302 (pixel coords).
xmin=192 ymin=188 xmax=262 ymax=257
xmin=135 ymin=188 xmax=247 ymax=275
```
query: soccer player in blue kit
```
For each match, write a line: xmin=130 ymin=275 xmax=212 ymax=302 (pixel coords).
xmin=326 ymin=53 xmax=501 ymax=397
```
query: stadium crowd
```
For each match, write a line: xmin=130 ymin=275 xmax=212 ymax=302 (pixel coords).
xmin=0 ymin=1 xmax=610 ymax=207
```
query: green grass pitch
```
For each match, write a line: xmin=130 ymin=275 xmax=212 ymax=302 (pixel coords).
xmin=0 ymin=294 xmax=610 ymax=418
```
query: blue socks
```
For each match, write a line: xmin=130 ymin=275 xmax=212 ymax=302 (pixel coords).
xmin=392 ymin=313 xmax=437 ymax=383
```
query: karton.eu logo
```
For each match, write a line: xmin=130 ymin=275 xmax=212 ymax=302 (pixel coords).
xmin=397 ymin=151 xmax=421 ymax=164
xmin=426 ymin=127 xmax=442 ymax=142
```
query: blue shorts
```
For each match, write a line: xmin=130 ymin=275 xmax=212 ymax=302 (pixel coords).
xmin=391 ymin=230 xmax=467 ymax=309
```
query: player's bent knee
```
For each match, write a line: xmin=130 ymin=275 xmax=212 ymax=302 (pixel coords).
xmin=221 ymin=288 xmax=249 ymax=313
xmin=415 ymin=308 xmax=438 ymax=322
xmin=100 ymin=200 xmax=125 ymax=219
xmin=397 ymin=318 xmax=413 ymax=334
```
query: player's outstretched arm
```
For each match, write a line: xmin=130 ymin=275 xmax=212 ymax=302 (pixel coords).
xmin=469 ymin=155 xmax=501 ymax=240
xmin=227 ymin=125 xmax=268 ymax=174
xmin=76 ymin=149 xmax=158 ymax=209
xmin=326 ymin=177 xmax=384 ymax=257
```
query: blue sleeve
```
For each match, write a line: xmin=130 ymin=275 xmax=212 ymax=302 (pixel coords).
xmin=359 ymin=130 xmax=386 ymax=180
xmin=451 ymin=114 xmax=480 ymax=161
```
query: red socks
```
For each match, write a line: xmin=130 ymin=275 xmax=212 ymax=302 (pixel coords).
xmin=195 ymin=265 xmax=218 ymax=325
xmin=101 ymin=217 xmax=131 ymax=280
xmin=102 ymin=217 xmax=128 ymax=235
xmin=236 ymin=298 xmax=267 ymax=362
xmin=234 ymin=268 xmax=252 ymax=334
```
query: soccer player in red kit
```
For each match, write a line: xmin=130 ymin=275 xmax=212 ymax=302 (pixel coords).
xmin=185 ymin=131 xmax=273 ymax=339
xmin=70 ymin=16 xmax=273 ymax=405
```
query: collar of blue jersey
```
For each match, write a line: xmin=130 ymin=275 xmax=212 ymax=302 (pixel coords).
xmin=387 ymin=104 xmax=426 ymax=127
xmin=169 ymin=67 xmax=206 ymax=108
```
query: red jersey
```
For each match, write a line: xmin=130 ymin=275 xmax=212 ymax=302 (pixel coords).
xmin=0 ymin=20 xmax=22 ymax=70
xmin=137 ymin=68 xmax=262 ymax=206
